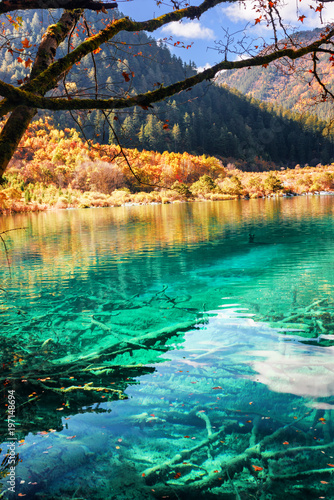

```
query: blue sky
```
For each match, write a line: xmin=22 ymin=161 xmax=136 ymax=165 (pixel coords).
xmin=116 ymin=0 xmax=334 ymax=69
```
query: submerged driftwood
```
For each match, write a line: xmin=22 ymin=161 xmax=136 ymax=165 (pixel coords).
xmin=0 ymin=283 xmax=208 ymax=439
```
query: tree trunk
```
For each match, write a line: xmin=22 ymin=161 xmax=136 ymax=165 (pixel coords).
xmin=0 ymin=106 xmax=37 ymax=179
xmin=0 ymin=9 xmax=83 ymax=180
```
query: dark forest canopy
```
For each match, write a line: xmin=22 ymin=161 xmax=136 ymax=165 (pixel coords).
xmin=0 ymin=0 xmax=334 ymax=178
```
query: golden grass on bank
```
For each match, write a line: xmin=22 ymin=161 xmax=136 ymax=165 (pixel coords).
xmin=2 ymin=160 xmax=334 ymax=214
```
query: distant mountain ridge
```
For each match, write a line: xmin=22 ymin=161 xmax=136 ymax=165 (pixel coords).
xmin=216 ymin=28 xmax=334 ymax=122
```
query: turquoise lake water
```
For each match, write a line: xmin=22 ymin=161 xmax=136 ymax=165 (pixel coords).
xmin=0 ymin=197 xmax=334 ymax=499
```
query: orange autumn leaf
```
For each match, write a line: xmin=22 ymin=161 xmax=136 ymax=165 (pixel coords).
xmin=122 ymin=71 xmax=130 ymax=82
xmin=327 ymin=463 xmax=334 ymax=467
xmin=17 ymin=56 xmax=23 ymax=63
xmin=283 ymin=441 xmax=289 ymax=445
xmin=93 ymin=47 xmax=102 ymax=54
xmin=320 ymin=481 xmax=329 ymax=484
xmin=21 ymin=37 xmax=31 ymax=48
xmin=298 ymin=15 xmax=306 ymax=22
xmin=174 ymin=472 xmax=181 ymax=479
xmin=252 ymin=465 xmax=263 ymax=471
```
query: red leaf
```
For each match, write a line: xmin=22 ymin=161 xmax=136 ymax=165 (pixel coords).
xmin=298 ymin=15 xmax=306 ymax=22
xmin=21 ymin=37 xmax=31 ymax=48
xmin=122 ymin=71 xmax=130 ymax=82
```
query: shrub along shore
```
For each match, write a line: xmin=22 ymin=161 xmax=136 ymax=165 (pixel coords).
xmin=1 ymin=118 xmax=334 ymax=214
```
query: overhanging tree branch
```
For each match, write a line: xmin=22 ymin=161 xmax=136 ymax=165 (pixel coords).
xmin=1 ymin=28 xmax=334 ymax=111
xmin=0 ymin=0 xmax=239 ymax=118
xmin=0 ymin=1 xmax=117 ymax=15
xmin=19 ymin=0 xmax=230 ymax=97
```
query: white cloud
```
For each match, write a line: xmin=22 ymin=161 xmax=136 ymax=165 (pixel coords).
xmin=160 ymin=20 xmax=215 ymax=40
xmin=221 ymin=0 xmax=334 ymax=31
xmin=196 ymin=62 xmax=212 ymax=72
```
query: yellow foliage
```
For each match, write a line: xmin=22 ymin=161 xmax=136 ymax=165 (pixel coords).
xmin=2 ymin=187 xmax=22 ymax=200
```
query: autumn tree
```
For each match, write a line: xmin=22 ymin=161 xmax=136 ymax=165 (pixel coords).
xmin=0 ymin=0 xmax=334 ymax=179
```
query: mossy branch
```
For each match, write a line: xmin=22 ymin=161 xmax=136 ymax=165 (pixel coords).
xmin=0 ymin=1 xmax=117 ymax=15
xmin=1 ymin=28 xmax=334 ymax=113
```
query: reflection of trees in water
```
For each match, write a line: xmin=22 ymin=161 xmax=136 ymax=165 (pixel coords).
xmin=2 ymin=196 xmax=334 ymax=293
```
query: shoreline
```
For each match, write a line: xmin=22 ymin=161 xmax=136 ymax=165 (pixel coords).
xmin=1 ymin=188 xmax=334 ymax=216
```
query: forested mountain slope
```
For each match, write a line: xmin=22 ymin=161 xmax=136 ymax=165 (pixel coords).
xmin=217 ymin=28 xmax=334 ymax=122
xmin=2 ymin=12 xmax=334 ymax=169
